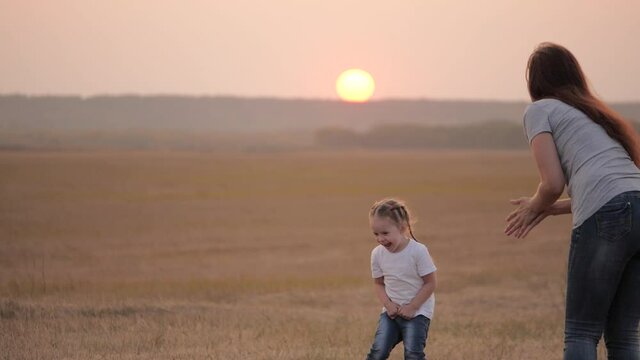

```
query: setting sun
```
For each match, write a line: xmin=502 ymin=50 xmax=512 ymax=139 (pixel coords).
xmin=336 ymin=69 xmax=375 ymax=103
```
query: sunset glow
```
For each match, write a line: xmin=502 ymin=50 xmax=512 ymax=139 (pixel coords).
xmin=336 ymin=69 xmax=375 ymax=103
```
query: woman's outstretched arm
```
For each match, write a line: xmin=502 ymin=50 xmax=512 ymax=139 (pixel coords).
xmin=548 ymin=198 xmax=572 ymax=215
xmin=508 ymin=197 xmax=572 ymax=238
xmin=505 ymin=133 xmax=566 ymax=238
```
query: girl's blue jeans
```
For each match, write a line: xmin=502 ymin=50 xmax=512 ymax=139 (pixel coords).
xmin=564 ymin=191 xmax=640 ymax=360
xmin=366 ymin=313 xmax=430 ymax=360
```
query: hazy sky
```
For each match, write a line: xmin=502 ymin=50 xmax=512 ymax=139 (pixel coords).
xmin=2 ymin=0 xmax=639 ymax=101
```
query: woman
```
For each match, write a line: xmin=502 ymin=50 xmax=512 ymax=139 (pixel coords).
xmin=505 ymin=42 xmax=640 ymax=359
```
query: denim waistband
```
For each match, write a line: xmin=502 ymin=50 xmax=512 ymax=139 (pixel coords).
xmin=608 ymin=190 xmax=640 ymax=203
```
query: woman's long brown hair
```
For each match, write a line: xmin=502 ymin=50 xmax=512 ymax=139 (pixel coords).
xmin=527 ymin=42 xmax=640 ymax=167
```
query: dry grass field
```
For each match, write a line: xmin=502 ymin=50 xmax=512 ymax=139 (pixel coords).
xmin=0 ymin=149 xmax=607 ymax=359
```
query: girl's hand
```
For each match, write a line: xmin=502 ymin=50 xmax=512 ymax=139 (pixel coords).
xmin=397 ymin=303 xmax=418 ymax=320
xmin=384 ymin=300 xmax=401 ymax=319
xmin=504 ymin=197 xmax=546 ymax=238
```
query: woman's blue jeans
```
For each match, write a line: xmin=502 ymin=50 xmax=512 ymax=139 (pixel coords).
xmin=366 ymin=313 xmax=430 ymax=360
xmin=564 ymin=191 xmax=640 ymax=359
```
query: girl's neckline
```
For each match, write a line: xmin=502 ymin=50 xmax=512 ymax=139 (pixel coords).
xmin=388 ymin=238 xmax=412 ymax=254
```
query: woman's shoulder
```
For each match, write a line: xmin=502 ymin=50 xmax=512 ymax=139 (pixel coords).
xmin=526 ymin=98 xmax=572 ymax=113
xmin=525 ymin=98 xmax=576 ymax=122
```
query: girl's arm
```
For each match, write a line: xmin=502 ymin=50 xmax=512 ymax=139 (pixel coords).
xmin=505 ymin=133 xmax=566 ymax=238
xmin=374 ymin=277 xmax=400 ymax=318
xmin=398 ymin=272 xmax=437 ymax=319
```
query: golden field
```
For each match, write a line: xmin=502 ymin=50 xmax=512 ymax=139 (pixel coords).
xmin=0 ymin=150 xmax=606 ymax=359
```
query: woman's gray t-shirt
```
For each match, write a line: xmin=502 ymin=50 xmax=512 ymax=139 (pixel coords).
xmin=523 ymin=98 xmax=640 ymax=228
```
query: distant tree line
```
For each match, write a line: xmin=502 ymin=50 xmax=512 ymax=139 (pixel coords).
xmin=315 ymin=120 xmax=640 ymax=150
xmin=2 ymin=94 xmax=640 ymax=151
xmin=314 ymin=121 xmax=528 ymax=149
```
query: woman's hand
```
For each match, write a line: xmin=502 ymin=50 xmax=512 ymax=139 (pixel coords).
xmin=504 ymin=197 xmax=547 ymax=238
xmin=506 ymin=133 xmax=566 ymax=239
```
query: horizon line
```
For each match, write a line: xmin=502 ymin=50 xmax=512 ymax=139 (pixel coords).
xmin=2 ymin=93 xmax=640 ymax=104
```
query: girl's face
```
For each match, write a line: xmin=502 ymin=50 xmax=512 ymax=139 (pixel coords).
xmin=370 ymin=215 xmax=408 ymax=253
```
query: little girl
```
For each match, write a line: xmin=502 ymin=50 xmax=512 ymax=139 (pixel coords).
xmin=366 ymin=198 xmax=437 ymax=360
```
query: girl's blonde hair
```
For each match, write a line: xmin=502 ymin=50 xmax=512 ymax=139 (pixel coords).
xmin=369 ymin=198 xmax=418 ymax=241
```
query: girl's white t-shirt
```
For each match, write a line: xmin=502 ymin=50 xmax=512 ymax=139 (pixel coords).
xmin=371 ymin=239 xmax=437 ymax=319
